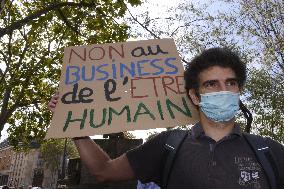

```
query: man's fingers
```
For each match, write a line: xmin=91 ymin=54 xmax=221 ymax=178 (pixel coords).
xmin=49 ymin=103 xmax=56 ymax=108
xmin=48 ymin=92 xmax=60 ymax=113
xmin=51 ymin=98 xmax=58 ymax=103
xmin=53 ymin=95 xmax=59 ymax=100
xmin=48 ymin=102 xmax=55 ymax=108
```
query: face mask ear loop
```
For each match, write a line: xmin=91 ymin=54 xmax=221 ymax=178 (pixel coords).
xmin=239 ymin=100 xmax=253 ymax=133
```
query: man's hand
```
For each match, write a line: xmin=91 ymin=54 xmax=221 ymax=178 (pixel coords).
xmin=48 ymin=92 xmax=59 ymax=113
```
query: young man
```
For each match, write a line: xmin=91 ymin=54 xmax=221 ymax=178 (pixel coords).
xmin=48 ymin=47 xmax=284 ymax=189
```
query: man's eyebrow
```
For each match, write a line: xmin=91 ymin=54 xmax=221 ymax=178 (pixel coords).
xmin=226 ymin=78 xmax=238 ymax=82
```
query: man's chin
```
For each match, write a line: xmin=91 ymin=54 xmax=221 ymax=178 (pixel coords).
xmin=200 ymin=113 xmax=235 ymax=125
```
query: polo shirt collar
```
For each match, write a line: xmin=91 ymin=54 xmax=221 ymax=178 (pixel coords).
xmin=191 ymin=122 xmax=242 ymax=139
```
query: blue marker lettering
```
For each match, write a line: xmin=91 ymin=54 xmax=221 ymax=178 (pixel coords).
xmin=82 ymin=65 xmax=95 ymax=81
xmin=96 ymin=64 xmax=109 ymax=80
xmin=165 ymin=57 xmax=178 ymax=74
xmin=65 ymin=66 xmax=80 ymax=85
xmin=120 ymin=62 xmax=136 ymax=78
xmin=137 ymin=59 xmax=150 ymax=77
xmin=150 ymin=59 xmax=164 ymax=75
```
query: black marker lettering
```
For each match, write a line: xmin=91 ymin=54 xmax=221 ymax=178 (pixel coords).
xmin=104 ymin=79 xmax=121 ymax=102
xmin=61 ymin=83 xmax=94 ymax=104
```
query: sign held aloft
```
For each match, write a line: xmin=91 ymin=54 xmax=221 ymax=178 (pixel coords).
xmin=46 ymin=39 xmax=199 ymax=139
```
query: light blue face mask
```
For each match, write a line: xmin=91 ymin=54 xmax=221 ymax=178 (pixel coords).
xmin=199 ymin=91 xmax=240 ymax=122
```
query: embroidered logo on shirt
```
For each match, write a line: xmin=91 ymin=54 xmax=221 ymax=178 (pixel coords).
xmin=235 ymin=157 xmax=262 ymax=189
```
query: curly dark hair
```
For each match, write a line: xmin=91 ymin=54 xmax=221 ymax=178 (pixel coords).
xmin=184 ymin=47 xmax=246 ymax=94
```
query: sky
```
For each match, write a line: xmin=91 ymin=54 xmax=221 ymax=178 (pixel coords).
xmin=1 ymin=124 xmax=9 ymax=141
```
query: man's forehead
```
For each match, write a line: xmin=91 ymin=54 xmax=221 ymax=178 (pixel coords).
xmin=198 ymin=66 xmax=237 ymax=81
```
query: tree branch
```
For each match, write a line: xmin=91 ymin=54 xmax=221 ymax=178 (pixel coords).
xmin=7 ymin=30 xmax=30 ymax=82
xmin=0 ymin=2 xmax=97 ymax=38
xmin=170 ymin=18 xmax=206 ymax=37
xmin=0 ymin=88 xmax=14 ymax=134
xmin=0 ymin=50 xmax=8 ymax=84
xmin=1 ymin=32 xmax=13 ymax=84
xmin=54 ymin=27 xmax=68 ymax=53
xmin=127 ymin=7 xmax=160 ymax=39
xmin=56 ymin=8 xmax=82 ymax=36
xmin=18 ymin=33 xmax=30 ymax=67
xmin=0 ymin=87 xmax=11 ymax=115
xmin=0 ymin=0 xmax=5 ymax=15
xmin=0 ymin=52 xmax=51 ymax=133
xmin=17 ymin=100 xmax=41 ymax=109
xmin=127 ymin=7 xmax=190 ymax=64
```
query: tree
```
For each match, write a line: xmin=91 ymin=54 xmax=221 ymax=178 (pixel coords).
xmin=238 ymin=0 xmax=283 ymax=70
xmin=0 ymin=0 xmax=141 ymax=148
xmin=127 ymin=0 xmax=284 ymax=142
xmin=40 ymin=138 xmax=78 ymax=173
xmin=245 ymin=69 xmax=284 ymax=143
xmin=207 ymin=0 xmax=284 ymax=139
xmin=179 ymin=0 xmax=284 ymax=140
xmin=171 ymin=0 xmax=284 ymax=140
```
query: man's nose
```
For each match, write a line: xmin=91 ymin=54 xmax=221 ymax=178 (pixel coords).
xmin=219 ymin=83 xmax=228 ymax=91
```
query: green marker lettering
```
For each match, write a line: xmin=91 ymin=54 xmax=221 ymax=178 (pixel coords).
xmin=133 ymin=102 xmax=155 ymax=122
xmin=157 ymin=100 xmax=164 ymax=120
xmin=166 ymin=97 xmax=192 ymax=119
xmin=63 ymin=109 xmax=88 ymax=131
xmin=89 ymin=108 xmax=107 ymax=128
xmin=108 ymin=106 xmax=131 ymax=125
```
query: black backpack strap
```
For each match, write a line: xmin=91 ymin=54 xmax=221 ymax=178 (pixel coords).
xmin=162 ymin=130 xmax=188 ymax=189
xmin=243 ymin=133 xmax=278 ymax=189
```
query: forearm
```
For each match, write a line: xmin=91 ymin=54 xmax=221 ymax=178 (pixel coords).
xmin=73 ymin=137 xmax=111 ymax=180
xmin=48 ymin=94 xmax=134 ymax=181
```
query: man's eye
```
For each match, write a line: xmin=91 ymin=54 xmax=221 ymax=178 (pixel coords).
xmin=205 ymin=81 xmax=216 ymax=88
xmin=227 ymin=80 xmax=238 ymax=86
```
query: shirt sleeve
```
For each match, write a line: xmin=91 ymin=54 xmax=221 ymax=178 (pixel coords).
xmin=126 ymin=131 xmax=170 ymax=185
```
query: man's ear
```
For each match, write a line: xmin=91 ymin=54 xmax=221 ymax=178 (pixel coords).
xmin=188 ymin=89 xmax=200 ymax=106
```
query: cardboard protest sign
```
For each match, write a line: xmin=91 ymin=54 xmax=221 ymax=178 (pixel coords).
xmin=46 ymin=38 xmax=199 ymax=139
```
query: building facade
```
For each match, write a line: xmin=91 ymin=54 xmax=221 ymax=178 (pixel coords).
xmin=0 ymin=140 xmax=12 ymax=186
xmin=0 ymin=139 xmax=62 ymax=189
xmin=8 ymin=150 xmax=44 ymax=188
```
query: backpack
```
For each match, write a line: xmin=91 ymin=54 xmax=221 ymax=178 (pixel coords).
xmin=161 ymin=130 xmax=279 ymax=189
